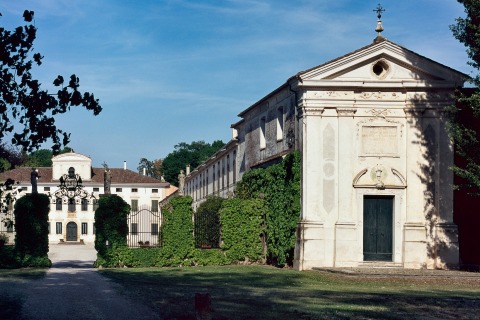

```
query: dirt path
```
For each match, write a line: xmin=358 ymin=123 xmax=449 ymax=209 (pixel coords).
xmin=18 ymin=244 xmax=161 ymax=320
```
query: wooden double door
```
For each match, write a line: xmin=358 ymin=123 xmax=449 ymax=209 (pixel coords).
xmin=66 ymin=222 xmax=78 ymax=241
xmin=363 ymin=196 xmax=393 ymax=261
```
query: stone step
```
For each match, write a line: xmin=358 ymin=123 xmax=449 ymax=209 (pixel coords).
xmin=358 ymin=261 xmax=403 ymax=268
xmin=57 ymin=241 xmax=85 ymax=245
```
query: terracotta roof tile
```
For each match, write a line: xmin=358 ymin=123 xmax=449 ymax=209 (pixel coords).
xmin=0 ymin=167 xmax=169 ymax=186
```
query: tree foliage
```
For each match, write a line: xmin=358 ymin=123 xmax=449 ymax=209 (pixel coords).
xmin=20 ymin=147 xmax=73 ymax=168
xmin=22 ymin=148 xmax=53 ymax=167
xmin=0 ymin=10 xmax=102 ymax=153
xmin=162 ymin=140 xmax=225 ymax=186
xmin=449 ymin=1 xmax=480 ymax=192
xmin=0 ymin=142 xmax=23 ymax=172
xmin=137 ymin=157 xmax=163 ymax=180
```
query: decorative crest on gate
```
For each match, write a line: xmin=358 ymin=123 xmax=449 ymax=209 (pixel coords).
xmin=52 ymin=167 xmax=95 ymax=202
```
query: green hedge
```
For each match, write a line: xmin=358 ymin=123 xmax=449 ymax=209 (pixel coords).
xmin=94 ymin=195 xmax=130 ymax=266
xmin=160 ymin=196 xmax=195 ymax=265
xmin=0 ymin=246 xmax=20 ymax=268
xmin=220 ymin=198 xmax=265 ymax=263
xmin=195 ymin=196 xmax=223 ymax=248
xmin=93 ymin=151 xmax=300 ymax=268
xmin=13 ymin=194 xmax=51 ymax=267
xmin=95 ymin=246 xmax=231 ymax=268
xmin=95 ymin=196 xmax=217 ymax=268
xmin=94 ymin=195 xmax=232 ymax=268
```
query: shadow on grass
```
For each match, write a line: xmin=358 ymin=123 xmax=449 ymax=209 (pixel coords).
xmin=99 ymin=266 xmax=480 ymax=320
xmin=0 ymin=268 xmax=48 ymax=280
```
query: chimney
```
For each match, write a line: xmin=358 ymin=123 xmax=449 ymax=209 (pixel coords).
xmin=124 ymin=161 xmax=126 ymax=170
xmin=186 ymin=164 xmax=190 ymax=175
xmin=143 ymin=167 xmax=146 ymax=176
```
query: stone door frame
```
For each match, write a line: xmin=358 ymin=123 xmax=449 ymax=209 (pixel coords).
xmin=356 ymin=188 xmax=405 ymax=265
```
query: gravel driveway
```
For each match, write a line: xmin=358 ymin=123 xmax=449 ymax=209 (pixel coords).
xmin=18 ymin=244 xmax=161 ymax=320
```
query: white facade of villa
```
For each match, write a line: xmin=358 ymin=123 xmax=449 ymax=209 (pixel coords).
xmin=0 ymin=152 xmax=176 ymax=245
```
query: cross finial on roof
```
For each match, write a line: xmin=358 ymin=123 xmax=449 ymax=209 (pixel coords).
xmin=374 ymin=3 xmax=385 ymax=20
xmin=373 ymin=3 xmax=386 ymax=43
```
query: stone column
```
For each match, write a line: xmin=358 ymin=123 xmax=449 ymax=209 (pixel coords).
xmin=334 ymin=108 xmax=357 ymax=266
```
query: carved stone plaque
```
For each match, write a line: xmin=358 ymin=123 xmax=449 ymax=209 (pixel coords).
xmin=362 ymin=126 xmax=398 ymax=156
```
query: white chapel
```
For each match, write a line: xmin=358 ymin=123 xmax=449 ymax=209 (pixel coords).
xmin=184 ymin=22 xmax=467 ymax=269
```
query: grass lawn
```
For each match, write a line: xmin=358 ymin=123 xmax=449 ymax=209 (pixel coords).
xmin=99 ymin=265 xmax=480 ymax=320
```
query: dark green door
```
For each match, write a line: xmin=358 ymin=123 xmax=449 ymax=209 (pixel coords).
xmin=66 ymin=222 xmax=77 ymax=241
xmin=363 ymin=196 xmax=393 ymax=261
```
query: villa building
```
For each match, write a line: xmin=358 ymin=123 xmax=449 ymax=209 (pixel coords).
xmin=0 ymin=152 xmax=175 ymax=245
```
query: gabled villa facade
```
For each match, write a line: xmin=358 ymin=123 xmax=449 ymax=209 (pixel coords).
xmin=184 ymin=36 xmax=469 ymax=270
xmin=0 ymin=152 xmax=175 ymax=245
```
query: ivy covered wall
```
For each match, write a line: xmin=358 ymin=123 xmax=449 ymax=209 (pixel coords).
xmin=236 ymin=151 xmax=301 ymax=266
xmin=94 ymin=152 xmax=301 ymax=268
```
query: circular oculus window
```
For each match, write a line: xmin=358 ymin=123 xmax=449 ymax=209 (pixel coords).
xmin=372 ymin=60 xmax=390 ymax=79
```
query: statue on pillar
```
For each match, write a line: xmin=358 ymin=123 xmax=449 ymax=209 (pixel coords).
xmin=104 ymin=168 xmax=111 ymax=195
xmin=30 ymin=168 xmax=39 ymax=194
xmin=178 ymin=170 xmax=185 ymax=195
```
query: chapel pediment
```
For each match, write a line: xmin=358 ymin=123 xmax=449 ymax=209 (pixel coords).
xmin=298 ymin=40 xmax=467 ymax=87
xmin=52 ymin=152 xmax=92 ymax=181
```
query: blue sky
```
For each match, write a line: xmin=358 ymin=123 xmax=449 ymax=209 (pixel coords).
xmin=0 ymin=0 xmax=473 ymax=173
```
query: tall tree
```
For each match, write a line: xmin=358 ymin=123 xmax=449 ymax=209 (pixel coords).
xmin=137 ymin=158 xmax=163 ymax=180
xmin=137 ymin=158 xmax=153 ymax=175
xmin=0 ymin=10 xmax=102 ymax=153
xmin=449 ymin=1 xmax=480 ymax=192
xmin=162 ymin=140 xmax=225 ymax=186
xmin=22 ymin=149 xmax=53 ymax=168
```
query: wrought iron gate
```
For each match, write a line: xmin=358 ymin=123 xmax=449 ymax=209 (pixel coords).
xmin=127 ymin=205 xmax=162 ymax=248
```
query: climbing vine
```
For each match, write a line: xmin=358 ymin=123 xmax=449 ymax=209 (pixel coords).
xmin=220 ymin=197 xmax=265 ymax=263
xmin=160 ymin=196 xmax=195 ymax=266
xmin=235 ymin=151 xmax=301 ymax=267
xmin=93 ymin=151 xmax=301 ymax=268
